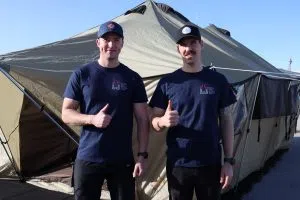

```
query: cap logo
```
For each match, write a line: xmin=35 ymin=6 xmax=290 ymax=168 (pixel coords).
xmin=182 ymin=27 xmax=191 ymax=35
xmin=107 ymin=23 xmax=115 ymax=30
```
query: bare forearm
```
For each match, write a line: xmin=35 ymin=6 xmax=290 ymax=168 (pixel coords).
xmin=136 ymin=116 xmax=149 ymax=152
xmin=221 ymin=116 xmax=234 ymax=157
xmin=62 ymin=109 xmax=92 ymax=126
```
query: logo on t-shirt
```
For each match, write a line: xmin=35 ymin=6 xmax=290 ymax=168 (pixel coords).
xmin=200 ymin=84 xmax=215 ymax=95
xmin=112 ymin=79 xmax=128 ymax=91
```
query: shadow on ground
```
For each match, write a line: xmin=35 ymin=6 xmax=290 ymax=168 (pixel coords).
xmin=0 ymin=179 xmax=73 ymax=200
xmin=1 ymin=136 xmax=300 ymax=200
xmin=222 ymin=135 xmax=300 ymax=200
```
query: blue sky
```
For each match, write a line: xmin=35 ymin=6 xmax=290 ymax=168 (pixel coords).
xmin=1 ymin=0 xmax=299 ymax=71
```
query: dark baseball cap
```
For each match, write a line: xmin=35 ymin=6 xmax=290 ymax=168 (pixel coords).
xmin=97 ymin=21 xmax=124 ymax=38
xmin=175 ymin=23 xmax=201 ymax=44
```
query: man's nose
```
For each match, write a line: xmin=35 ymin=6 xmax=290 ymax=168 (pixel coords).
xmin=108 ymin=41 xmax=113 ymax=47
xmin=185 ymin=45 xmax=192 ymax=51
xmin=107 ymin=41 xmax=116 ymax=48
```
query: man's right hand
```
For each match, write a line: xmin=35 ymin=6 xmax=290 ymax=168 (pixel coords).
xmin=159 ymin=100 xmax=179 ymax=128
xmin=90 ymin=104 xmax=112 ymax=128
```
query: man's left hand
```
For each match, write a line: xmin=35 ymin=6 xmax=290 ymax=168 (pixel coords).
xmin=132 ymin=158 xmax=146 ymax=177
xmin=220 ymin=162 xmax=233 ymax=189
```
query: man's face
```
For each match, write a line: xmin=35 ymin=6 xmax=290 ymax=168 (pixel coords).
xmin=96 ymin=32 xmax=124 ymax=60
xmin=177 ymin=37 xmax=203 ymax=65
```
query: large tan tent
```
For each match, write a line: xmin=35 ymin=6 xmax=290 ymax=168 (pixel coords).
xmin=0 ymin=1 xmax=299 ymax=199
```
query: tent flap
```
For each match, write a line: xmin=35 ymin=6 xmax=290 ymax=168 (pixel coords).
xmin=253 ymin=76 xmax=299 ymax=119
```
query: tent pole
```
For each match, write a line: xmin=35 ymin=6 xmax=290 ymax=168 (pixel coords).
xmin=0 ymin=67 xmax=79 ymax=145
xmin=0 ymin=126 xmax=25 ymax=182
xmin=233 ymin=74 xmax=262 ymax=192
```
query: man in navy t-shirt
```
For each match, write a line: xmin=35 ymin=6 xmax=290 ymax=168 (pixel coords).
xmin=62 ymin=21 xmax=149 ymax=200
xmin=149 ymin=23 xmax=236 ymax=200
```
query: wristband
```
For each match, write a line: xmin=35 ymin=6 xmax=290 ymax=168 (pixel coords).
xmin=224 ymin=157 xmax=235 ymax=165
xmin=137 ymin=152 xmax=148 ymax=159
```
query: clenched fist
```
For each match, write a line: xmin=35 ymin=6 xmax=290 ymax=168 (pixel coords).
xmin=91 ymin=104 xmax=112 ymax=128
xmin=160 ymin=100 xmax=179 ymax=128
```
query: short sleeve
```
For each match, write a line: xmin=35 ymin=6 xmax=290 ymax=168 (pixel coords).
xmin=149 ymin=78 xmax=168 ymax=110
xmin=132 ymin=73 xmax=148 ymax=103
xmin=219 ymin=75 xmax=237 ymax=109
xmin=63 ymin=70 xmax=83 ymax=102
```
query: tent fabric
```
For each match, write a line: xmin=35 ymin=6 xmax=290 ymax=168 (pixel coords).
xmin=0 ymin=0 xmax=299 ymax=199
xmin=0 ymin=128 xmax=17 ymax=178
xmin=0 ymin=68 xmax=77 ymax=178
xmin=0 ymin=0 xmax=290 ymax=117
xmin=253 ymin=76 xmax=300 ymax=119
xmin=0 ymin=71 xmax=24 ymax=175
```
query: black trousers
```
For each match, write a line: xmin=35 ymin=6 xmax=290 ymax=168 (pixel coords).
xmin=74 ymin=159 xmax=135 ymax=200
xmin=166 ymin=163 xmax=221 ymax=200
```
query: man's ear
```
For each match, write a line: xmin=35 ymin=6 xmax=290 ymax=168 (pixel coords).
xmin=96 ymin=38 xmax=100 ymax=48
xmin=176 ymin=45 xmax=180 ymax=53
xmin=200 ymin=39 xmax=204 ymax=50
xmin=121 ymin=38 xmax=124 ymax=48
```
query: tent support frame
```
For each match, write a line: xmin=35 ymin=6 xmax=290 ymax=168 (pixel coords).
xmin=0 ymin=67 xmax=79 ymax=146
xmin=0 ymin=126 xmax=25 ymax=182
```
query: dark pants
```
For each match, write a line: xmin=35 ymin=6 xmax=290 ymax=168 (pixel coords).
xmin=166 ymin=163 xmax=221 ymax=200
xmin=74 ymin=159 xmax=135 ymax=200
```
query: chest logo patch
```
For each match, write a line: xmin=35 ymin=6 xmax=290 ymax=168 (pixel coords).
xmin=112 ymin=79 xmax=128 ymax=91
xmin=200 ymin=84 xmax=215 ymax=95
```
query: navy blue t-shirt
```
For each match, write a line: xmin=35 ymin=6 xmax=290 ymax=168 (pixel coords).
xmin=149 ymin=68 xmax=236 ymax=167
xmin=63 ymin=61 xmax=147 ymax=164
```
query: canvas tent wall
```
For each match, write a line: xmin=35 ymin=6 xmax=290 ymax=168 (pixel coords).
xmin=0 ymin=67 xmax=78 ymax=179
xmin=0 ymin=0 xmax=299 ymax=199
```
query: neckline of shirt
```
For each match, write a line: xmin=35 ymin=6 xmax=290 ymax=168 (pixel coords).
xmin=179 ymin=66 xmax=207 ymax=76
xmin=94 ymin=61 xmax=123 ymax=72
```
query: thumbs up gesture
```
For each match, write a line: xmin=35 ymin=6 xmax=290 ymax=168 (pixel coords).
xmin=160 ymin=100 xmax=179 ymax=128
xmin=91 ymin=104 xmax=112 ymax=128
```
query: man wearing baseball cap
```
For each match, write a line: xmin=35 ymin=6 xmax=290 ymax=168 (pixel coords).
xmin=62 ymin=21 xmax=149 ymax=200
xmin=149 ymin=23 xmax=236 ymax=200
